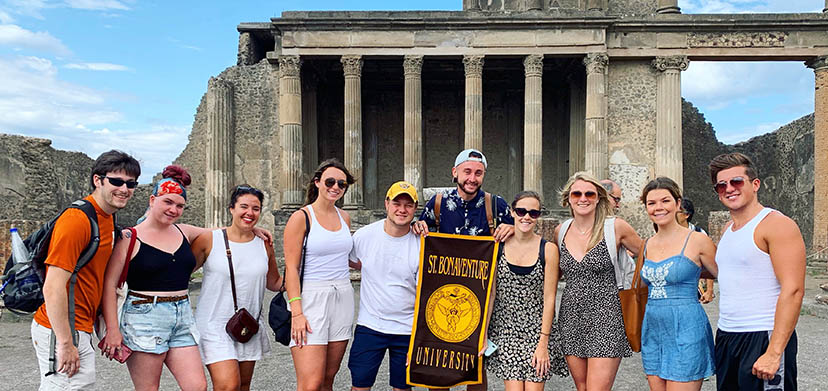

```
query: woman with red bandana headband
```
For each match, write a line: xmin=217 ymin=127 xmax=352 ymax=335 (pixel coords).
xmin=99 ymin=165 xmax=214 ymax=391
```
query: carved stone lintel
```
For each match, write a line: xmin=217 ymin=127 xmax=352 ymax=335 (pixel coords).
xmin=278 ymin=55 xmax=301 ymax=78
xmin=688 ymin=32 xmax=788 ymax=48
xmin=806 ymin=56 xmax=828 ymax=71
xmin=341 ymin=55 xmax=364 ymax=77
xmin=583 ymin=53 xmax=609 ymax=75
xmin=523 ymin=54 xmax=544 ymax=78
xmin=652 ymin=55 xmax=690 ymax=72
xmin=463 ymin=55 xmax=485 ymax=77
xmin=403 ymin=55 xmax=424 ymax=77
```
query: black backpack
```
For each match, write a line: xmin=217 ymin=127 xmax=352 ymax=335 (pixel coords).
xmin=1 ymin=200 xmax=99 ymax=315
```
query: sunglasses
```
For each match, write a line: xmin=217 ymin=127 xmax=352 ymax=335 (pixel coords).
xmin=235 ymin=185 xmax=263 ymax=197
xmin=713 ymin=176 xmax=747 ymax=195
xmin=609 ymin=195 xmax=621 ymax=204
xmin=514 ymin=207 xmax=541 ymax=219
xmin=569 ymin=190 xmax=597 ymax=201
xmin=103 ymin=176 xmax=139 ymax=189
xmin=323 ymin=177 xmax=348 ymax=190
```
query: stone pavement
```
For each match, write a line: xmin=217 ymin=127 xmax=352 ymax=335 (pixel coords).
xmin=1 ymin=279 xmax=826 ymax=390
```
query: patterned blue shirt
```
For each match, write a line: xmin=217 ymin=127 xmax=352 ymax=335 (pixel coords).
xmin=418 ymin=189 xmax=513 ymax=236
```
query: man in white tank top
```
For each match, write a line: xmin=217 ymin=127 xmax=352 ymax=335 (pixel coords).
xmin=348 ymin=181 xmax=421 ymax=391
xmin=709 ymin=153 xmax=806 ymax=391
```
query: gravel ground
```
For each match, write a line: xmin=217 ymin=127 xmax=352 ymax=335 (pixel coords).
xmin=1 ymin=282 xmax=826 ymax=390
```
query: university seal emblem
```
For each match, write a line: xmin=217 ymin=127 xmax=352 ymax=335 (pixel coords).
xmin=424 ymin=284 xmax=480 ymax=343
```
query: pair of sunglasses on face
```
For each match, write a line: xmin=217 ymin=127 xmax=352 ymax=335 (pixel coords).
xmin=569 ymin=190 xmax=598 ymax=201
xmin=103 ymin=176 xmax=139 ymax=189
xmin=514 ymin=207 xmax=542 ymax=219
xmin=322 ymin=177 xmax=348 ymax=190
xmin=714 ymin=176 xmax=749 ymax=195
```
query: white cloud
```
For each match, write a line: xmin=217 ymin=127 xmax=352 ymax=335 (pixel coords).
xmin=63 ymin=0 xmax=130 ymax=11
xmin=719 ymin=122 xmax=784 ymax=144
xmin=65 ymin=62 xmax=129 ymax=71
xmin=682 ymin=62 xmax=813 ymax=111
xmin=0 ymin=55 xmax=121 ymax=133
xmin=0 ymin=9 xmax=14 ymax=23
xmin=682 ymin=0 xmax=823 ymax=13
xmin=0 ymin=23 xmax=71 ymax=55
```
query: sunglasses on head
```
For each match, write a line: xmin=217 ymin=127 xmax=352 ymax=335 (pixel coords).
xmin=569 ymin=190 xmax=597 ymax=200
xmin=323 ymin=177 xmax=348 ymax=190
xmin=103 ymin=176 xmax=139 ymax=189
xmin=235 ymin=185 xmax=263 ymax=197
xmin=713 ymin=176 xmax=747 ymax=195
xmin=514 ymin=207 xmax=541 ymax=219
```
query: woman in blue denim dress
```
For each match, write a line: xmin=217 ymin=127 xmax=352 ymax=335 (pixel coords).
xmin=639 ymin=177 xmax=719 ymax=391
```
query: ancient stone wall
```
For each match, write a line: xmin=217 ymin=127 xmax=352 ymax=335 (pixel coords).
xmin=608 ymin=0 xmax=657 ymax=15
xmin=607 ymin=60 xmax=658 ymax=235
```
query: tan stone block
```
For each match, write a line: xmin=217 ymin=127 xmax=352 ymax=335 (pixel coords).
xmin=350 ymin=31 xmax=415 ymax=47
xmin=787 ymin=31 xmax=828 ymax=48
xmin=472 ymin=30 xmax=537 ymax=47
xmin=656 ymin=33 xmax=687 ymax=49
xmin=535 ymin=29 xmax=605 ymax=47
xmin=607 ymin=32 xmax=656 ymax=49
xmin=413 ymin=30 xmax=473 ymax=48
xmin=288 ymin=31 xmax=351 ymax=48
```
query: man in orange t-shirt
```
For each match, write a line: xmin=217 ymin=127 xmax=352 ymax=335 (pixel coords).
xmin=31 ymin=150 xmax=140 ymax=390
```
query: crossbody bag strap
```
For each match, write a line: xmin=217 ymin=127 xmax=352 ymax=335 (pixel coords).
xmin=484 ymin=192 xmax=495 ymax=234
xmin=117 ymin=227 xmax=137 ymax=288
xmin=222 ymin=229 xmax=239 ymax=312
xmin=434 ymin=193 xmax=443 ymax=227
xmin=299 ymin=208 xmax=310 ymax=289
xmin=632 ymin=238 xmax=648 ymax=290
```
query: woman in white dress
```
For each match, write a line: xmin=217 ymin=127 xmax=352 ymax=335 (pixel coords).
xmin=191 ymin=185 xmax=282 ymax=391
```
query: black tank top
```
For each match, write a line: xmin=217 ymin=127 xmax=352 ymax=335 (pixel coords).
xmin=126 ymin=225 xmax=196 ymax=291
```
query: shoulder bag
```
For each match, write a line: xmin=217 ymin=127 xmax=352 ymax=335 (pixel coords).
xmin=268 ymin=209 xmax=310 ymax=346
xmin=223 ymin=229 xmax=260 ymax=343
xmin=618 ymin=238 xmax=648 ymax=352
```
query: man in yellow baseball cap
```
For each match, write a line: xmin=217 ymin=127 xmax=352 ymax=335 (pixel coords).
xmin=348 ymin=180 xmax=420 ymax=391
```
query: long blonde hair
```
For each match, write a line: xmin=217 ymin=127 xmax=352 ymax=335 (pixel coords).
xmin=559 ymin=172 xmax=614 ymax=251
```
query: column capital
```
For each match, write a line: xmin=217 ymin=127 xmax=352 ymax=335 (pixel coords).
xmin=463 ymin=55 xmax=485 ymax=77
xmin=403 ymin=55 xmax=424 ymax=77
xmin=583 ymin=53 xmax=609 ymax=75
xmin=806 ymin=55 xmax=828 ymax=71
xmin=523 ymin=54 xmax=544 ymax=78
xmin=652 ymin=55 xmax=690 ymax=72
xmin=278 ymin=55 xmax=301 ymax=78
xmin=341 ymin=55 xmax=364 ymax=77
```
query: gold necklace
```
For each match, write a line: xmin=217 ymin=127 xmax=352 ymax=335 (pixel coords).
xmin=573 ymin=223 xmax=592 ymax=235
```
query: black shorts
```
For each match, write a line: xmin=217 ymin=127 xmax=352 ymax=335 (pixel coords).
xmin=715 ymin=329 xmax=797 ymax=391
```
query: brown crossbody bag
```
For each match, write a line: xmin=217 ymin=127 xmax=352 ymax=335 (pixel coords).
xmin=222 ymin=229 xmax=260 ymax=343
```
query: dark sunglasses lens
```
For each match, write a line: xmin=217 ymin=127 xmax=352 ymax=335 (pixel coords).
xmin=585 ymin=191 xmax=597 ymax=199
xmin=730 ymin=177 xmax=746 ymax=187
xmin=714 ymin=182 xmax=726 ymax=194
xmin=324 ymin=178 xmax=336 ymax=188
xmin=569 ymin=191 xmax=581 ymax=198
xmin=528 ymin=210 xmax=542 ymax=218
xmin=514 ymin=208 xmax=527 ymax=217
xmin=337 ymin=180 xmax=348 ymax=190
xmin=107 ymin=177 xmax=138 ymax=189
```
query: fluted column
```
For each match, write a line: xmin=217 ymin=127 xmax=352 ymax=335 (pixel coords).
xmin=279 ymin=55 xmax=303 ymax=208
xmin=302 ymin=70 xmax=319 ymax=180
xmin=569 ymin=76 xmax=586 ymax=175
xmin=463 ymin=55 xmax=484 ymax=151
xmin=526 ymin=0 xmax=543 ymax=10
xmin=657 ymin=0 xmax=681 ymax=13
xmin=584 ymin=53 xmax=609 ymax=179
xmin=653 ymin=55 xmax=689 ymax=188
xmin=206 ymin=77 xmax=234 ymax=227
xmin=342 ymin=55 xmax=364 ymax=209
xmin=463 ymin=0 xmax=480 ymax=10
xmin=523 ymin=54 xmax=544 ymax=195
xmin=404 ymin=55 xmax=424 ymax=200
xmin=808 ymin=56 xmax=828 ymax=251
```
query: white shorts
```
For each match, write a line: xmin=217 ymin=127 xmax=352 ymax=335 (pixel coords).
xmin=31 ymin=321 xmax=96 ymax=390
xmin=290 ymin=278 xmax=355 ymax=348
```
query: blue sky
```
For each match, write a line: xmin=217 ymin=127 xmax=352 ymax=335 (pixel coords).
xmin=0 ymin=0 xmax=823 ymax=182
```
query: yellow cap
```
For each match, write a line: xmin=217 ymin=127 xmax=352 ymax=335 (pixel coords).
xmin=386 ymin=181 xmax=418 ymax=203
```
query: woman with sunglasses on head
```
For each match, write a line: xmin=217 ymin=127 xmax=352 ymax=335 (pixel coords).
xmin=100 ymin=165 xmax=208 ymax=391
xmin=283 ymin=158 xmax=356 ymax=391
xmin=639 ymin=177 xmax=718 ymax=391
xmin=486 ymin=191 xmax=569 ymax=391
xmin=189 ymin=185 xmax=282 ymax=391
xmin=553 ymin=172 xmax=642 ymax=391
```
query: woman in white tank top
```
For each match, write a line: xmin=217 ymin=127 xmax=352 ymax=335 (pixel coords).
xmin=191 ymin=185 xmax=282 ymax=391
xmin=283 ymin=158 xmax=356 ymax=391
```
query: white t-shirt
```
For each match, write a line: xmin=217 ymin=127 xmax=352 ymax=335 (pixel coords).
xmin=349 ymin=220 xmax=420 ymax=335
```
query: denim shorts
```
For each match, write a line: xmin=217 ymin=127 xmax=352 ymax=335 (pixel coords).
xmin=120 ymin=294 xmax=198 ymax=354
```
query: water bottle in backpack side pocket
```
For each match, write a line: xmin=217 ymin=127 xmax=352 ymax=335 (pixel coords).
xmin=1 ymin=228 xmax=38 ymax=297
xmin=10 ymin=228 xmax=31 ymax=265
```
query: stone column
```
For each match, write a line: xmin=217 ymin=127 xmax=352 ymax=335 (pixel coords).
xmin=824 ymin=0 xmax=827 ymax=13
xmin=302 ymin=70 xmax=319 ymax=180
xmin=523 ymin=54 xmax=544 ymax=194
xmin=342 ymin=55 xmax=364 ymax=209
xmin=657 ymin=0 xmax=681 ymax=13
xmin=586 ymin=0 xmax=603 ymax=11
xmin=808 ymin=56 xmax=828 ymax=251
xmin=584 ymin=52 xmax=609 ymax=179
xmin=463 ymin=0 xmax=480 ymax=10
xmin=279 ymin=55 xmax=304 ymax=208
xmin=527 ymin=0 xmax=543 ymax=10
xmin=653 ymin=55 xmax=689 ymax=188
xmin=404 ymin=55 xmax=424 ymax=199
xmin=463 ymin=55 xmax=484 ymax=151
xmin=206 ymin=77 xmax=234 ymax=227
xmin=569 ymin=76 xmax=586 ymax=175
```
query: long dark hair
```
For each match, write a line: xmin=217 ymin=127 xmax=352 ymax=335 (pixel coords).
xmin=304 ymin=158 xmax=355 ymax=206
xmin=228 ymin=184 xmax=264 ymax=209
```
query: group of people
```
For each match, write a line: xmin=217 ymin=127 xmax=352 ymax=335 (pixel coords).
xmin=29 ymin=147 xmax=806 ymax=391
